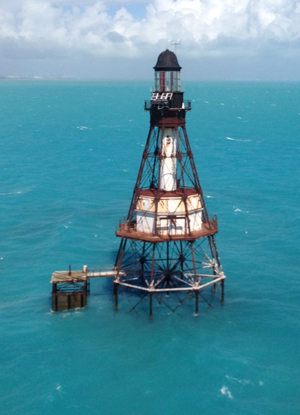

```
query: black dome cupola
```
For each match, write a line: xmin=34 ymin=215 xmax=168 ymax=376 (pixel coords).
xmin=153 ymin=49 xmax=182 ymax=93
xmin=153 ymin=49 xmax=182 ymax=71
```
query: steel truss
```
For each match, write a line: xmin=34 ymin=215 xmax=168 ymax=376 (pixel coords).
xmin=127 ymin=125 xmax=209 ymax=226
xmin=114 ymin=236 xmax=225 ymax=317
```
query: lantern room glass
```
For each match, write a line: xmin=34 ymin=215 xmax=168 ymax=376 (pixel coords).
xmin=155 ymin=71 xmax=181 ymax=92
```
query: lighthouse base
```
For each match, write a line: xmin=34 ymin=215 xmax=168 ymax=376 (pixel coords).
xmin=114 ymin=236 xmax=225 ymax=318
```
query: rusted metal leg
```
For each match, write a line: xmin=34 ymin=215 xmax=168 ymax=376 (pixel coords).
xmin=195 ymin=291 xmax=199 ymax=316
xmin=114 ymin=281 xmax=118 ymax=310
xmin=213 ymin=274 xmax=217 ymax=292
xmin=221 ymin=280 xmax=225 ymax=304
xmin=149 ymin=293 xmax=153 ymax=320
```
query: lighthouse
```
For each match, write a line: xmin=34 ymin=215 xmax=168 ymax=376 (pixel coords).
xmin=114 ymin=50 xmax=225 ymax=317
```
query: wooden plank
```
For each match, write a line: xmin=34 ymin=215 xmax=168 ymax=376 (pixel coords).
xmin=50 ymin=270 xmax=87 ymax=284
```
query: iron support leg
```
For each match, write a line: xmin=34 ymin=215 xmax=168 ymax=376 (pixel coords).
xmin=114 ymin=282 xmax=118 ymax=310
xmin=149 ymin=293 xmax=153 ymax=320
xmin=221 ymin=280 xmax=225 ymax=304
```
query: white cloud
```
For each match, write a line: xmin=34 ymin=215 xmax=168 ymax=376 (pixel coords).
xmin=1 ymin=0 xmax=300 ymax=77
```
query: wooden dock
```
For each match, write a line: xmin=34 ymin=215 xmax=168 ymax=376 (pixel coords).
xmin=50 ymin=266 xmax=124 ymax=311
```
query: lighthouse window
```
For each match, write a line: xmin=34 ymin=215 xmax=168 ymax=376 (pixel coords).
xmin=173 ymin=71 xmax=180 ymax=92
xmin=155 ymin=71 xmax=181 ymax=92
xmin=143 ymin=198 xmax=150 ymax=210
xmin=165 ymin=72 xmax=172 ymax=91
xmin=155 ymin=71 xmax=160 ymax=91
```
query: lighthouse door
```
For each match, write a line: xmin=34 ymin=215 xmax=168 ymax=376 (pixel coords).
xmin=159 ymin=218 xmax=177 ymax=236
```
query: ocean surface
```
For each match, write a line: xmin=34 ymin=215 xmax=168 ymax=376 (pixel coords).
xmin=0 ymin=80 xmax=299 ymax=415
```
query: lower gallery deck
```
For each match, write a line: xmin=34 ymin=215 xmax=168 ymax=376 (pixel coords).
xmin=115 ymin=219 xmax=218 ymax=242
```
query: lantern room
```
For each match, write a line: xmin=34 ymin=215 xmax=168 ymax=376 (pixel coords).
xmin=153 ymin=49 xmax=182 ymax=92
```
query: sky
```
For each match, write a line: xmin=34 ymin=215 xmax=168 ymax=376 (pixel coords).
xmin=1 ymin=0 xmax=300 ymax=80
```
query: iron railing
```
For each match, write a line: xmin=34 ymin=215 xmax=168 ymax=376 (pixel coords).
xmin=144 ymin=100 xmax=192 ymax=111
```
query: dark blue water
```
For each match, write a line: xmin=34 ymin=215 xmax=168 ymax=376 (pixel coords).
xmin=0 ymin=80 xmax=299 ymax=414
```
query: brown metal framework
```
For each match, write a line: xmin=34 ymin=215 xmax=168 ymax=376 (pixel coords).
xmin=114 ymin=52 xmax=225 ymax=318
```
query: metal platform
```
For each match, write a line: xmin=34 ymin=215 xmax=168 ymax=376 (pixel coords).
xmin=116 ymin=219 xmax=218 ymax=242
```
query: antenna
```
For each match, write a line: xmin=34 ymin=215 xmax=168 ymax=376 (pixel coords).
xmin=169 ymin=39 xmax=182 ymax=55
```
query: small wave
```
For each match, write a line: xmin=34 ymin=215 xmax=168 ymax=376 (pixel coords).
xmin=77 ymin=126 xmax=89 ymax=130
xmin=206 ymin=195 xmax=214 ymax=198
xmin=0 ymin=191 xmax=20 ymax=196
xmin=220 ymin=386 xmax=233 ymax=399
xmin=233 ymin=206 xmax=249 ymax=214
xmin=226 ymin=375 xmax=251 ymax=386
xmin=0 ymin=189 xmax=32 ymax=196
xmin=226 ymin=137 xmax=252 ymax=142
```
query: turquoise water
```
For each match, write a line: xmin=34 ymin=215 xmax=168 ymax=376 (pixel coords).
xmin=0 ymin=80 xmax=299 ymax=414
